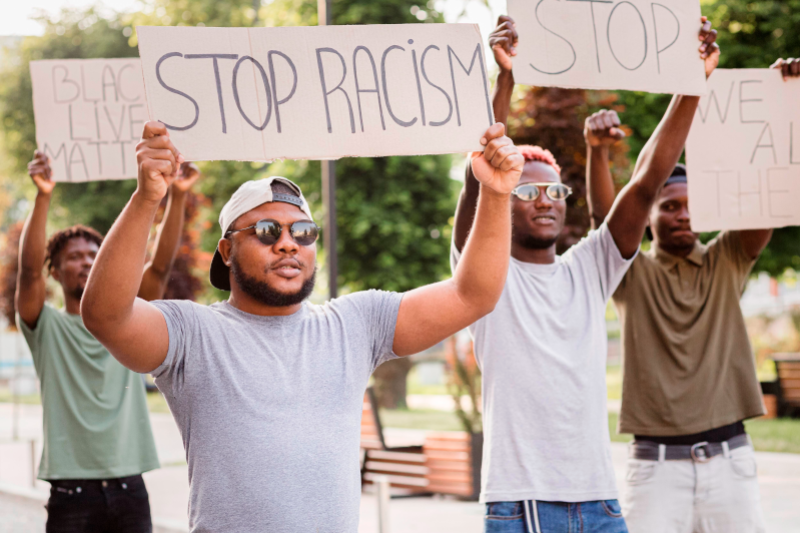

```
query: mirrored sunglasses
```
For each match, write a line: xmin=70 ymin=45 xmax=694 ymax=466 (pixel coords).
xmin=226 ymin=219 xmax=319 ymax=247
xmin=512 ymin=183 xmax=572 ymax=202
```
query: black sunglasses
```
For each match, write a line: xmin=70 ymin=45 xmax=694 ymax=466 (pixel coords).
xmin=226 ymin=219 xmax=320 ymax=247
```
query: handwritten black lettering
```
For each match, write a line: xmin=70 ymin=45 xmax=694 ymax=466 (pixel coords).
xmin=529 ymin=0 xmax=577 ymax=75
xmin=607 ymin=1 xmax=647 ymax=71
xmin=736 ymin=170 xmax=762 ymax=217
xmin=447 ymin=44 xmax=493 ymax=127
xmin=766 ymin=168 xmax=791 ymax=218
xmin=267 ymin=51 xmax=298 ymax=134
xmin=697 ymin=81 xmax=734 ymax=123
xmin=112 ymin=140 xmax=133 ymax=174
xmin=42 ymin=143 xmax=68 ymax=179
xmin=155 ymin=52 xmax=200 ymax=131
xmin=382 ymin=45 xmax=417 ymax=128
xmin=420 ymin=45 xmax=453 ymax=127
xmin=87 ymin=141 xmax=109 ymax=174
xmin=409 ymin=40 xmax=427 ymax=126
xmin=353 ymin=46 xmax=386 ymax=132
xmin=750 ymin=122 xmax=777 ymax=164
xmin=52 ymin=66 xmax=80 ymax=103
xmin=651 ymin=3 xmax=680 ymax=74
xmin=316 ymin=48 xmax=355 ymax=134
xmin=185 ymin=54 xmax=239 ymax=134
xmin=129 ymin=104 xmax=145 ymax=140
xmin=739 ymin=80 xmax=764 ymax=124
xmin=102 ymin=65 xmax=119 ymax=102
xmin=567 ymin=0 xmax=612 ymax=73
xmin=68 ymin=104 xmax=91 ymax=141
xmin=232 ymin=56 xmax=273 ymax=131
xmin=80 ymin=65 xmax=100 ymax=103
xmin=117 ymin=63 xmax=141 ymax=102
xmin=104 ymin=105 xmax=126 ymax=141
xmin=68 ymin=143 xmax=90 ymax=182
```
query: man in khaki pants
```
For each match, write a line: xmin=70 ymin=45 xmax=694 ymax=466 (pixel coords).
xmin=586 ymin=57 xmax=800 ymax=533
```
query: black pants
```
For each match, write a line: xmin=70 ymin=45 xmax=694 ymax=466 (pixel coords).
xmin=45 ymin=474 xmax=152 ymax=533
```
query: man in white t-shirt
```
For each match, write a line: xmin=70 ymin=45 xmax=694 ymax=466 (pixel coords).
xmin=452 ymin=14 xmax=721 ymax=533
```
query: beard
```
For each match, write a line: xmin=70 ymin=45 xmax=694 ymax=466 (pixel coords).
xmin=512 ymin=230 xmax=558 ymax=250
xmin=71 ymin=286 xmax=85 ymax=301
xmin=231 ymin=256 xmax=316 ymax=307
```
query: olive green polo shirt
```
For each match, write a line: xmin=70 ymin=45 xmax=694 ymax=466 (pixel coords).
xmin=18 ymin=304 xmax=159 ymax=480
xmin=612 ymin=232 xmax=765 ymax=436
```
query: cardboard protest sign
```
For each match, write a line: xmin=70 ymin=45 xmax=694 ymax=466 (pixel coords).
xmin=685 ymin=69 xmax=800 ymax=231
xmin=136 ymin=24 xmax=493 ymax=161
xmin=508 ymin=0 xmax=706 ymax=95
xmin=30 ymin=59 xmax=146 ymax=182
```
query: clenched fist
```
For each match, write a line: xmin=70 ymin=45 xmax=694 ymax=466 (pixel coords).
xmin=471 ymin=123 xmax=524 ymax=195
xmin=135 ymin=121 xmax=184 ymax=203
xmin=28 ymin=150 xmax=55 ymax=195
xmin=584 ymin=110 xmax=626 ymax=148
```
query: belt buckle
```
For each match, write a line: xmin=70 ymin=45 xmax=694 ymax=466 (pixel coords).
xmin=690 ymin=441 xmax=711 ymax=463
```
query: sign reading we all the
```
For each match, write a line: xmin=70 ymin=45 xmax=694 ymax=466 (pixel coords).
xmin=686 ymin=69 xmax=800 ymax=231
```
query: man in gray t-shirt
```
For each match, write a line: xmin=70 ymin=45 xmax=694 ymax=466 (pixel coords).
xmin=81 ymin=121 xmax=524 ymax=532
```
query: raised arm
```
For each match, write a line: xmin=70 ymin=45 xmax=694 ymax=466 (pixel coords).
xmin=736 ymin=59 xmax=800 ymax=258
xmin=584 ymin=110 xmax=625 ymax=229
xmin=81 ymin=121 xmax=183 ymax=373
xmin=454 ymin=17 xmax=519 ymax=252
xmin=15 ymin=152 xmax=56 ymax=328
xmin=604 ymin=17 xmax=719 ymax=259
xmin=393 ymin=123 xmax=522 ymax=356
xmin=137 ymin=162 xmax=200 ymax=301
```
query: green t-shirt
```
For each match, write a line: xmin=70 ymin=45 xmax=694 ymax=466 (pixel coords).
xmin=18 ymin=304 xmax=159 ymax=480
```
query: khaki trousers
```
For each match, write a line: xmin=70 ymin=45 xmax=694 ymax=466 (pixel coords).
xmin=622 ymin=442 xmax=765 ymax=533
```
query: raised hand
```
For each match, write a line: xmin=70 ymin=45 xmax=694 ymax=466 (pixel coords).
xmin=135 ymin=121 xmax=183 ymax=204
xmin=172 ymin=162 xmax=200 ymax=193
xmin=489 ymin=16 xmax=518 ymax=74
xmin=27 ymin=150 xmax=55 ymax=195
xmin=584 ymin=110 xmax=626 ymax=148
xmin=471 ymin=123 xmax=524 ymax=195
xmin=771 ymin=58 xmax=800 ymax=80
xmin=698 ymin=16 xmax=720 ymax=79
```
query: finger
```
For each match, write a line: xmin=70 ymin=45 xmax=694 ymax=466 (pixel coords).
xmin=496 ymin=15 xmax=514 ymax=27
xmin=791 ymin=59 xmax=800 ymax=77
xmin=699 ymin=30 xmax=716 ymax=55
xmin=480 ymin=123 xmax=506 ymax=146
xmin=489 ymin=144 xmax=517 ymax=169
xmin=770 ymin=58 xmax=784 ymax=70
xmin=144 ymin=159 xmax=175 ymax=179
xmin=143 ymin=134 xmax=182 ymax=164
xmin=501 ymin=152 xmax=524 ymax=173
xmin=601 ymin=112 xmax=615 ymax=129
xmin=138 ymin=148 xmax=177 ymax=176
xmin=142 ymin=120 xmax=168 ymax=139
xmin=609 ymin=111 xmax=621 ymax=127
xmin=483 ymin=136 xmax=508 ymax=162
xmin=609 ymin=127 xmax=626 ymax=140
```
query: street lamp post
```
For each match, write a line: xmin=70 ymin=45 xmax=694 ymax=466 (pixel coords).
xmin=317 ymin=0 xmax=338 ymax=300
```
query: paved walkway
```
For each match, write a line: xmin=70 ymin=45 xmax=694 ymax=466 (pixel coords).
xmin=2 ymin=403 xmax=800 ymax=532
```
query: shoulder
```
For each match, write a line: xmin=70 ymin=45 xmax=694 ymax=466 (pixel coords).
xmin=328 ymin=290 xmax=403 ymax=314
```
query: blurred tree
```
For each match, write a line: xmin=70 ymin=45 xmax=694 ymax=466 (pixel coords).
xmin=615 ymin=0 xmax=800 ymax=276
xmin=0 ymin=222 xmax=24 ymax=330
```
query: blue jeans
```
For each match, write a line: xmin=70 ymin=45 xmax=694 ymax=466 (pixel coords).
xmin=485 ymin=500 xmax=628 ymax=533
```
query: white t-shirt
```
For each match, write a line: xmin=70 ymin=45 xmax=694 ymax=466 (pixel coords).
xmin=451 ymin=223 xmax=635 ymax=503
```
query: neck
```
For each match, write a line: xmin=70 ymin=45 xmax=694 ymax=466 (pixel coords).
xmin=654 ymin=239 xmax=694 ymax=259
xmin=228 ymin=287 xmax=303 ymax=317
xmin=64 ymin=294 xmax=82 ymax=315
xmin=511 ymin=242 xmax=557 ymax=264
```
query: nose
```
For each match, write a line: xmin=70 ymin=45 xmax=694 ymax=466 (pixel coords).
xmin=533 ymin=189 xmax=554 ymax=209
xmin=273 ymin=226 xmax=299 ymax=254
xmin=83 ymin=254 xmax=94 ymax=268
xmin=677 ymin=205 xmax=690 ymax=222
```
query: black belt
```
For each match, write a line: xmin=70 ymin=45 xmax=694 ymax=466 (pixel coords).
xmin=630 ymin=433 xmax=750 ymax=462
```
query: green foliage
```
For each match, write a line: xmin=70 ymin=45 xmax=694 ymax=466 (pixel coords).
xmin=612 ymin=0 xmax=800 ymax=276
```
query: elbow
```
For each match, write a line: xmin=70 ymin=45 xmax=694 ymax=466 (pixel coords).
xmin=79 ymin=289 xmax=112 ymax=339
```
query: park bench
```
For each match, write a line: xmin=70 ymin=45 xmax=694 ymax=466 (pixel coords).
xmin=360 ymin=387 xmax=429 ymax=495
xmin=772 ymin=353 xmax=800 ymax=417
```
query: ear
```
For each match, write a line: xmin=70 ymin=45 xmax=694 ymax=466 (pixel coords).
xmin=218 ymin=238 xmax=232 ymax=267
xmin=50 ymin=265 xmax=61 ymax=282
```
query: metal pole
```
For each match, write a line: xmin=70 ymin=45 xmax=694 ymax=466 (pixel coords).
xmin=317 ymin=0 xmax=338 ymax=300
xmin=376 ymin=475 xmax=391 ymax=533
xmin=30 ymin=439 xmax=36 ymax=488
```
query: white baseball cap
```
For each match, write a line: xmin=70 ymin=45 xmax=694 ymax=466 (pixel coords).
xmin=210 ymin=176 xmax=313 ymax=291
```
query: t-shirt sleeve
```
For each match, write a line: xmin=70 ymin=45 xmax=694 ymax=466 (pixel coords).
xmin=16 ymin=304 xmax=55 ymax=369
xmin=574 ymin=222 xmax=638 ymax=302
xmin=709 ymin=231 xmax=758 ymax=291
xmin=348 ymin=290 xmax=404 ymax=370
xmin=149 ymin=300 xmax=198 ymax=396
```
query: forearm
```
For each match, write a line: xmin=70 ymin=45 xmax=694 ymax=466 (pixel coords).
xmin=18 ymin=193 xmax=50 ymax=275
xmin=586 ymin=146 xmax=615 ymax=228
xmin=83 ymin=192 xmax=161 ymax=327
xmin=492 ymin=71 xmax=514 ymax=130
xmin=139 ymin=188 xmax=186 ymax=300
xmin=631 ymin=94 xmax=699 ymax=196
xmin=453 ymin=184 xmax=511 ymax=314
xmin=453 ymin=164 xmax=482 ymax=251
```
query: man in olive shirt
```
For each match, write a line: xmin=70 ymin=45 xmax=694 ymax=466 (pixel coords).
xmin=16 ymin=151 xmax=199 ymax=532
xmin=585 ymin=58 xmax=800 ymax=532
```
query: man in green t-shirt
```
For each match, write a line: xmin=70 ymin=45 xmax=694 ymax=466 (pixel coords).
xmin=15 ymin=150 xmax=199 ymax=533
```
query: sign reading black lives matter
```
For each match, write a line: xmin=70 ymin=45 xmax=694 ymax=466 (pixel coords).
xmin=508 ymin=0 xmax=707 ymax=95
xmin=30 ymin=58 xmax=147 ymax=182
xmin=686 ymin=69 xmax=800 ymax=231
xmin=136 ymin=24 xmax=494 ymax=161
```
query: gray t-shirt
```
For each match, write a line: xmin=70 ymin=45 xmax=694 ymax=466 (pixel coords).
xmin=151 ymin=290 xmax=402 ymax=533
xmin=452 ymin=223 xmax=634 ymax=503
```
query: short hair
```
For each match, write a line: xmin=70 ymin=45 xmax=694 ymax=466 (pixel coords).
xmin=517 ymin=145 xmax=562 ymax=176
xmin=45 ymin=225 xmax=104 ymax=270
